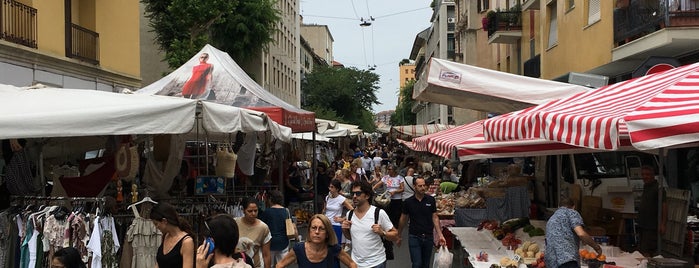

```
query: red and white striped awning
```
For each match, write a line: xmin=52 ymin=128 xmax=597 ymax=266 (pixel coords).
xmin=484 ymin=62 xmax=699 ymax=150
xmin=389 ymin=124 xmax=455 ymax=141
xmin=412 ymin=121 xmax=483 ymax=158
xmin=457 ymin=125 xmax=636 ymax=161
xmin=409 ymin=119 xmax=638 ymax=161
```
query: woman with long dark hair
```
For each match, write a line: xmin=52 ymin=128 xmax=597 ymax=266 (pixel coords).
xmin=51 ymin=247 xmax=86 ymax=268
xmin=150 ymin=202 xmax=195 ymax=268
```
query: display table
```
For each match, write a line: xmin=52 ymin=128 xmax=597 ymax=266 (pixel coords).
xmin=448 ymin=220 xmax=546 ymax=268
xmin=455 ymin=185 xmax=529 ymax=227
xmin=449 ymin=220 xmax=647 ymax=268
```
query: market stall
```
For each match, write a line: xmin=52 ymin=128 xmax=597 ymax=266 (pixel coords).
xmin=448 ymin=219 xmax=654 ymax=268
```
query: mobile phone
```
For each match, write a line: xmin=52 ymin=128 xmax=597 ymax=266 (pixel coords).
xmin=205 ymin=237 xmax=215 ymax=255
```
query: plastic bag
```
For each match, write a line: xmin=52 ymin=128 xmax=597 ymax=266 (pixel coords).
xmin=433 ymin=246 xmax=453 ymax=268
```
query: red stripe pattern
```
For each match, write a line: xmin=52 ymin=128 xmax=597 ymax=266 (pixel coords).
xmin=484 ymin=63 xmax=699 ymax=150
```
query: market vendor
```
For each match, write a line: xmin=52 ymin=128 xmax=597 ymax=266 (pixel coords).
xmin=545 ymin=197 xmax=602 ymax=268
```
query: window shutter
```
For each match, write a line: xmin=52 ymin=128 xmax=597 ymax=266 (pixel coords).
xmin=548 ymin=4 xmax=558 ymax=48
xmin=588 ymin=0 xmax=601 ymax=24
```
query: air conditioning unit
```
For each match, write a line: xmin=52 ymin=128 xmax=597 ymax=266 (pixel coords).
xmin=568 ymin=72 xmax=609 ymax=88
xmin=447 ymin=17 xmax=456 ymax=23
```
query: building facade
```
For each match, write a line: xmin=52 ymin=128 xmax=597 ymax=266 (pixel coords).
xmin=1 ymin=0 xmax=141 ymax=90
xmin=399 ymin=62 xmax=416 ymax=90
xmin=300 ymin=24 xmax=334 ymax=65
xmin=410 ymin=0 xmax=457 ymax=125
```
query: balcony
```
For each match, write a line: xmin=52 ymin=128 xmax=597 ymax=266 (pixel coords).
xmin=615 ymin=0 xmax=699 ymax=45
xmin=0 ymin=0 xmax=38 ymax=49
xmin=485 ymin=11 xmax=522 ymax=44
xmin=67 ymin=23 xmax=99 ymax=65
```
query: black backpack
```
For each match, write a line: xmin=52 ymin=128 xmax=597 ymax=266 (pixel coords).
xmin=347 ymin=207 xmax=395 ymax=260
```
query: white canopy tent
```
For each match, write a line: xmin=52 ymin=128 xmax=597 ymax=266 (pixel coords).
xmin=413 ymin=58 xmax=589 ymax=114
xmin=0 ymin=84 xmax=291 ymax=142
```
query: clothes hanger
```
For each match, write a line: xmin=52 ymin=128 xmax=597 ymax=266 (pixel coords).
xmin=126 ymin=196 xmax=158 ymax=210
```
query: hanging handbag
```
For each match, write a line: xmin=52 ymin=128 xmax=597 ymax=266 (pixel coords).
xmin=215 ymin=146 xmax=237 ymax=178
xmin=285 ymin=208 xmax=298 ymax=239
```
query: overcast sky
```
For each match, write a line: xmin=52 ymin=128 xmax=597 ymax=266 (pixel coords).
xmin=300 ymin=0 xmax=433 ymax=113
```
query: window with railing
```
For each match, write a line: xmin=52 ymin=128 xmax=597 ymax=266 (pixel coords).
xmin=67 ymin=23 xmax=99 ymax=65
xmin=0 ymin=0 xmax=38 ymax=48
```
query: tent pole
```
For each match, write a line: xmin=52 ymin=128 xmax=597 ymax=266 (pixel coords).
xmin=657 ymin=148 xmax=665 ymax=255
xmin=312 ymin=132 xmax=318 ymax=213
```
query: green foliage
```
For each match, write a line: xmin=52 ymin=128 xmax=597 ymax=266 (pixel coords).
xmin=142 ymin=0 xmax=280 ymax=68
xmin=399 ymin=59 xmax=410 ymax=66
xmin=301 ymin=65 xmax=380 ymax=131
xmin=390 ymin=80 xmax=417 ymax=126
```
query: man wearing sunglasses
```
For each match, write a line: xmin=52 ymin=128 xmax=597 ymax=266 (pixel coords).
xmin=342 ymin=181 xmax=398 ymax=268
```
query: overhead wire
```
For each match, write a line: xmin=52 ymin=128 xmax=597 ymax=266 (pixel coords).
xmin=349 ymin=0 xmax=360 ymax=19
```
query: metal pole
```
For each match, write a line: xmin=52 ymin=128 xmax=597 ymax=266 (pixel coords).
xmin=657 ymin=148 xmax=665 ymax=255
xmin=312 ymin=132 xmax=318 ymax=213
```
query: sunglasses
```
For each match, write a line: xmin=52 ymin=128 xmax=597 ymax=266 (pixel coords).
xmin=351 ymin=191 xmax=363 ymax=196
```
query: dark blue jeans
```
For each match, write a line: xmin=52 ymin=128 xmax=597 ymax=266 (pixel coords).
xmin=409 ymin=234 xmax=434 ymax=268
xmin=371 ymin=261 xmax=387 ymax=268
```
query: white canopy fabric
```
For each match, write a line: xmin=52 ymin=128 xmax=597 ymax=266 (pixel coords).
xmin=322 ymin=128 xmax=351 ymax=138
xmin=336 ymin=123 xmax=363 ymax=136
xmin=291 ymin=132 xmax=331 ymax=142
xmin=0 ymin=84 xmax=291 ymax=142
xmin=413 ymin=58 xmax=589 ymax=114
xmin=200 ymin=102 xmax=291 ymax=143
xmin=315 ymin=118 xmax=338 ymax=133
xmin=0 ymin=84 xmax=197 ymax=139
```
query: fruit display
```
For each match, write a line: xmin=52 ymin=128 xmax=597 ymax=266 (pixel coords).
xmin=501 ymin=233 xmax=522 ymax=249
xmin=514 ymin=241 xmax=542 ymax=259
xmin=498 ymin=257 xmax=519 ymax=268
xmin=436 ymin=194 xmax=455 ymax=214
xmin=529 ymin=251 xmax=545 ymax=268
xmin=501 ymin=217 xmax=531 ymax=232
xmin=579 ymin=249 xmax=606 ymax=262
xmin=522 ymin=224 xmax=545 ymax=236
xmin=477 ymin=220 xmax=499 ymax=231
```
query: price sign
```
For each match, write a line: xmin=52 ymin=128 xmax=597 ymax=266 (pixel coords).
xmin=512 ymin=254 xmax=522 ymax=263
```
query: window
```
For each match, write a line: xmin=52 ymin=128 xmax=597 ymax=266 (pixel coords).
xmin=567 ymin=0 xmax=575 ymax=10
xmin=405 ymin=69 xmax=409 ymax=74
xmin=587 ymin=0 xmax=601 ymax=24
xmin=547 ymin=2 xmax=558 ymax=48
xmin=478 ymin=0 xmax=490 ymax=12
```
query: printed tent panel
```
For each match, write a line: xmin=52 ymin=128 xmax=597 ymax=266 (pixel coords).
xmin=413 ymin=58 xmax=588 ymax=113
xmin=484 ymin=62 xmax=699 ymax=151
xmin=138 ymin=44 xmax=315 ymax=132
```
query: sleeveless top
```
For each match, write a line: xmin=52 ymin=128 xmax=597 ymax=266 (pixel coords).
xmin=293 ymin=242 xmax=341 ymax=268
xmin=156 ymin=234 xmax=191 ymax=267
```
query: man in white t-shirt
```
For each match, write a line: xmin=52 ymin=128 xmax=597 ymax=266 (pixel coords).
xmin=342 ymin=181 xmax=398 ymax=268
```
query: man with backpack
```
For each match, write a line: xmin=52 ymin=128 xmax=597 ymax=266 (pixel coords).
xmin=342 ymin=181 xmax=398 ymax=268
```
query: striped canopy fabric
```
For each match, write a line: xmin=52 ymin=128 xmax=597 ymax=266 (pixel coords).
xmin=408 ymin=119 xmax=637 ymax=161
xmin=484 ymin=63 xmax=699 ymax=150
xmin=389 ymin=124 xmax=455 ymax=141
xmin=412 ymin=121 xmax=484 ymax=158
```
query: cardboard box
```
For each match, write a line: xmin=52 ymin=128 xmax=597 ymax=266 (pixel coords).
xmin=603 ymin=186 xmax=635 ymax=213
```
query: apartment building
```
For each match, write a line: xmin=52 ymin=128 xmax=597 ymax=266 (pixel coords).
xmin=409 ymin=0 xmax=456 ymax=125
xmin=300 ymin=24 xmax=334 ymax=65
xmin=399 ymin=62 xmax=416 ymax=90
xmin=1 ymin=0 xmax=141 ymax=90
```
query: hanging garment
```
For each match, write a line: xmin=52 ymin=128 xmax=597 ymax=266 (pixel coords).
xmin=126 ymin=206 xmax=162 ymax=268
xmin=237 ymin=134 xmax=257 ymax=176
xmin=0 ymin=211 xmax=10 ymax=268
xmin=5 ymin=149 xmax=35 ymax=195
xmin=143 ymin=135 xmax=185 ymax=199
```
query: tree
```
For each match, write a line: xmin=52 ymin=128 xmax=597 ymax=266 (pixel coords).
xmin=301 ymin=65 xmax=380 ymax=132
xmin=391 ymin=80 xmax=417 ymax=126
xmin=143 ymin=0 xmax=280 ymax=68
